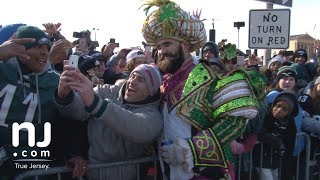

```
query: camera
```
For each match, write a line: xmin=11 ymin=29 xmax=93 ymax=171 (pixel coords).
xmin=109 ymin=38 xmax=119 ymax=47
xmin=90 ymin=41 xmax=100 ymax=49
xmin=222 ymin=39 xmax=227 ymax=42
xmin=78 ymin=54 xmax=100 ymax=75
xmin=110 ymin=38 xmax=115 ymax=43
xmin=283 ymin=51 xmax=293 ymax=56
xmin=73 ymin=30 xmax=91 ymax=38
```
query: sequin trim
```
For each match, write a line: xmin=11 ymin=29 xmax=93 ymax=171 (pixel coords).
xmin=212 ymin=81 xmax=248 ymax=102
xmin=214 ymin=73 xmax=246 ymax=92
xmin=188 ymin=128 xmax=228 ymax=168
xmin=182 ymin=63 xmax=211 ymax=96
xmin=212 ymin=89 xmax=252 ymax=110
xmin=212 ymin=96 xmax=257 ymax=119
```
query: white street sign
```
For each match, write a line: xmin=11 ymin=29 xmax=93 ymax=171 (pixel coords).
xmin=255 ymin=0 xmax=292 ymax=7
xmin=248 ymin=9 xmax=290 ymax=49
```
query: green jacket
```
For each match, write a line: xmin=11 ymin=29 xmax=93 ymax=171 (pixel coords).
xmin=0 ymin=57 xmax=59 ymax=167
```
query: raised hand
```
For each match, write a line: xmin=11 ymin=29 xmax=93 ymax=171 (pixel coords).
xmin=49 ymin=39 xmax=71 ymax=65
xmin=192 ymin=8 xmax=206 ymax=21
xmin=42 ymin=23 xmax=61 ymax=36
xmin=0 ymin=33 xmax=35 ymax=60
xmin=58 ymin=63 xmax=78 ymax=98
xmin=102 ymin=42 xmax=117 ymax=57
xmin=111 ymin=66 xmax=123 ymax=74
xmin=64 ymin=68 xmax=95 ymax=107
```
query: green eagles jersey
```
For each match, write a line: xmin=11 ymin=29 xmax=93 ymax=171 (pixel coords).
xmin=0 ymin=58 xmax=60 ymax=146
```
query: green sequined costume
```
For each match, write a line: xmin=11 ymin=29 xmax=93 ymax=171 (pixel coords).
xmin=175 ymin=61 xmax=266 ymax=178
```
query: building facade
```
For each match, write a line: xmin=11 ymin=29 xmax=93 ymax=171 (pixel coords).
xmin=273 ymin=33 xmax=318 ymax=60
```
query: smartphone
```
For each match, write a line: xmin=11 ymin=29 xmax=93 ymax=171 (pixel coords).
xmin=145 ymin=45 xmax=151 ymax=51
xmin=69 ymin=55 xmax=79 ymax=68
xmin=115 ymin=43 xmax=119 ymax=47
xmin=110 ymin=38 xmax=115 ymax=43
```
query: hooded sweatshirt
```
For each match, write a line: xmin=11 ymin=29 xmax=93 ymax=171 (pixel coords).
xmin=0 ymin=57 xmax=60 ymax=171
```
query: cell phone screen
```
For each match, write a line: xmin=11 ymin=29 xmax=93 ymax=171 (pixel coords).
xmin=69 ymin=55 xmax=79 ymax=68
xmin=145 ymin=46 xmax=151 ymax=51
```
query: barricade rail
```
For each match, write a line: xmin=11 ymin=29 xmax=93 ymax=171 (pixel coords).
xmin=14 ymin=132 xmax=320 ymax=180
xmin=14 ymin=156 xmax=159 ymax=180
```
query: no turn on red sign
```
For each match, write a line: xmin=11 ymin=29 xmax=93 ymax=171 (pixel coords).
xmin=249 ymin=9 xmax=290 ymax=49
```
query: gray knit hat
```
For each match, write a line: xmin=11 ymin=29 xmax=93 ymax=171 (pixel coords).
xmin=130 ymin=64 xmax=162 ymax=96
xmin=268 ymin=55 xmax=285 ymax=69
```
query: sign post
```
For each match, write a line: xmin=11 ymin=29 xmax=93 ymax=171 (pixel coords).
xmin=248 ymin=9 xmax=290 ymax=49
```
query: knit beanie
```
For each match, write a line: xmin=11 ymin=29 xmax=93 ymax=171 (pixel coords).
xmin=268 ymin=55 xmax=285 ymax=69
xmin=130 ymin=64 xmax=162 ymax=96
xmin=202 ymin=41 xmax=219 ymax=58
xmin=126 ymin=50 xmax=146 ymax=63
xmin=293 ymin=48 xmax=308 ymax=61
xmin=276 ymin=65 xmax=298 ymax=81
xmin=274 ymin=91 xmax=299 ymax=117
xmin=16 ymin=25 xmax=51 ymax=50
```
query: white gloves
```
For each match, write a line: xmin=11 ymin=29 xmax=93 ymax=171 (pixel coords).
xmin=160 ymin=138 xmax=194 ymax=172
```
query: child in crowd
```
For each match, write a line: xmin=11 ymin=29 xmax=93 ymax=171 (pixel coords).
xmin=263 ymin=56 xmax=284 ymax=88
xmin=254 ymin=91 xmax=299 ymax=180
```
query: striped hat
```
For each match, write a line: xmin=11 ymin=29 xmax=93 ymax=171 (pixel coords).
xmin=141 ymin=0 xmax=207 ymax=52
xmin=276 ymin=65 xmax=298 ymax=81
xmin=130 ymin=64 xmax=162 ymax=96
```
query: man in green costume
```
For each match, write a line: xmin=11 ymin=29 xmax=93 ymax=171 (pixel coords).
xmin=141 ymin=0 xmax=266 ymax=179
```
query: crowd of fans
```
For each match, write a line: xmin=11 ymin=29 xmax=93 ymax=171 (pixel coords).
xmin=0 ymin=16 xmax=320 ymax=180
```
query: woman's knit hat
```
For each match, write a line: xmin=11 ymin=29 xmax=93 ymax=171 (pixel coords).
xmin=130 ymin=64 xmax=162 ymax=96
xmin=268 ymin=55 xmax=285 ymax=69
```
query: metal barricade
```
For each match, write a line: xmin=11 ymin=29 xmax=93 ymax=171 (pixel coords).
xmin=234 ymin=132 xmax=312 ymax=180
xmin=14 ymin=156 xmax=159 ymax=180
xmin=13 ymin=132 xmax=320 ymax=180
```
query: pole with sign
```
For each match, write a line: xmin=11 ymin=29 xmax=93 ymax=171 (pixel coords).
xmin=249 ymin=9 xmax=290 ymax=49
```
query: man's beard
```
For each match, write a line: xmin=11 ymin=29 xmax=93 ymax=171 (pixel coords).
xmin=157 ymin=47 xmax=185 ymax=74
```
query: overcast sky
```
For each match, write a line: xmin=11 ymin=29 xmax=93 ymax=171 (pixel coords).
xmin=1 ymin=0 xmax=319 ymax=53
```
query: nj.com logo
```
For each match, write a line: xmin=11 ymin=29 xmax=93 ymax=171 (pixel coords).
xmin=12 ymin=122 xmax=51 ymax=159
